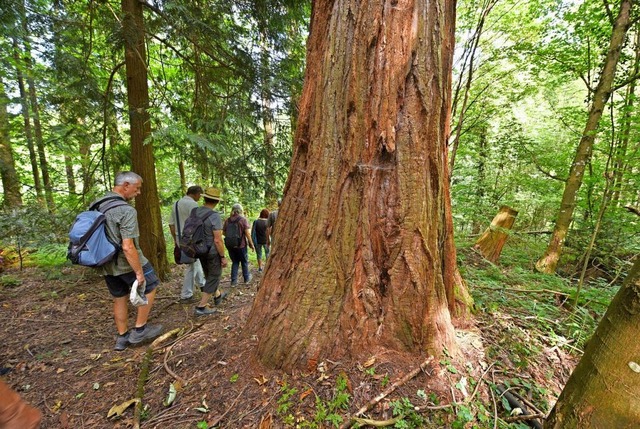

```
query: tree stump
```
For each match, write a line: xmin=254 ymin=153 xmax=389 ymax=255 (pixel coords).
xmin=474 ymin=206 xmax=518 ymax=263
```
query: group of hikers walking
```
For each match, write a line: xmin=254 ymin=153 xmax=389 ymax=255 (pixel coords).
xmin=89 ymin=173 xmax=280 ymax=352
xmin=0 ymin=172 xmax=281 ymax=428
xmin=168 ymin=185 xmax=278 ymax=316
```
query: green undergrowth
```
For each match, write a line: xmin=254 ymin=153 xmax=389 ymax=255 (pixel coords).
xmin=459 ymin=235 xmax=617 ymax=353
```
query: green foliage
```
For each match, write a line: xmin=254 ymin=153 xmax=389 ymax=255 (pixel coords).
xmin=389 ymin=397 xmax=424 ymax=428
xmin=0 ymin=275 xmax=22 ymax=288
xmin=276 ymin=381 xmax=298 ymax=417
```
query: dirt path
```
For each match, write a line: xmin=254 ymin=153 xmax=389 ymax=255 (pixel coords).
xmin=0 ymin=262 xmax=574 ymax=428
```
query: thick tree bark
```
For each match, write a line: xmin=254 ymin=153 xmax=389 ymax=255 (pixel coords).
xmin=474 ymin=206 xmax=518 ymax=263
xmin=0 ymin=79 xmax=22 ymax=208
xmin=536 ymin=0 xmax=633 ymax=274
xmin=121 ymin=0 xmax=168 ymax=279
xmin=545 ymin=257 xmax=640 ymax=427
xmin=246 ymin=0 xmax=462 ymax=371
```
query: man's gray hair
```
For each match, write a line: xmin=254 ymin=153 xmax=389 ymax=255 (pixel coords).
xmin=115 ymin=171 xmax=142 ymax=186
xmin=231 ymin=203 xmax=243 ymax=215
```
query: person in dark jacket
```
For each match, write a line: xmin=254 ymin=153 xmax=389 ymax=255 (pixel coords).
xmin=223 ymin=203 xmax=255 ymax=285
xmin=251 ymin=208 xmax=270 ymax=272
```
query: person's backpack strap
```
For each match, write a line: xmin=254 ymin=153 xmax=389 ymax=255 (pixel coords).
xmin=89 ymin=196 xmax=128 ymax=213
xmin=174 ymin=202 xmax=181 ymax=244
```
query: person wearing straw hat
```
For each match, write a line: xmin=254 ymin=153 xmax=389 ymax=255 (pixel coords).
xmin=193 ymin=187 xmax=228 ymax=316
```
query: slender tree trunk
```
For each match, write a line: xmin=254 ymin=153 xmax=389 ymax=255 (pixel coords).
xmin=261 ymin=35 xmax=277 ymax=206
xmin=18 ymin=0 xmax=53 ymax=210
xmin=471 ymin=124 xmax=488 ymax=234
xmin=27 ymin=78 xmax=54 ymax=210
xmin=64 ymin=155 xmax=76 ymax=195
xmin=536 ymin=0 xmax=633 ymax=274
xmin=246 ymin=0 xmax=463 ymax=371
xmin=546 ymin=256 xmax=640 ymax=427
xmin=179 ymin=159 xmax=186 ymax=195
xmin=474 ymin=206 xmax=518 ymax=263
xmin=611 ymin=26 xmax=640 ymax=207
xmin=0 ymin=79 xmax=22 ymax=208
xmin=448 ymin=0 xmax=497 ymax=174
xmin=121 ymin=0 xmax=168 ymax=279
xmin=12 ymin=38 xmax=44 ymax=206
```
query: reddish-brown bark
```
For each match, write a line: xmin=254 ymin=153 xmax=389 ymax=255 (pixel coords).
xmin=246 ymin=0 xmax=463 ymax=371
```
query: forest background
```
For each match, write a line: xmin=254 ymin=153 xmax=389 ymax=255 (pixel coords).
xmin=0 ymin=0 xmax=639 ymax=427
xmin=0 ymin=0 xmax=638 ymax=273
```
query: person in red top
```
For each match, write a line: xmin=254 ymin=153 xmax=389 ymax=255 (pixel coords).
xmin=223 ymin=203 xmax=255 ymax=285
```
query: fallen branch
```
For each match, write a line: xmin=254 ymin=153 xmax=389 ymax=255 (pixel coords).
xmin=161 ymin=325 xmax=202 ymax=386
xmin=352 ymin=416 xmax=401 ymax=427
xmin=132 ymin=329 xmax=181 ymax=429
xmin=339 ymin=356 xmax=434 ymax=429
xmin=503 ymin=413 xmax=546 ymax=423
xmin=164 ymin=342 xmax=188 ymax=386
xmin=497 ymin=385 xmax=543 ymax=429
xmin=475 ymin=286 xmax=569 ymax=296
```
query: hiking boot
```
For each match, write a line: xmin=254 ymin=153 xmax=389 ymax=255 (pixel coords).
xmin=245 ymin=274 xmax=253 ymax=284
xmin=214 ymin=291 xmax=228 ymax=306
xmin=128 ymin=324 xmax=163 ymax=345
xmin=114 ymin=332 xmax=130 ymax=351
xmin=179 ymin=296 xmax=197 ymax=304
xmin=195 ymin=306 xmax=217 ymax=316
xmin=230 ymin=280 xmax=238 ymax=287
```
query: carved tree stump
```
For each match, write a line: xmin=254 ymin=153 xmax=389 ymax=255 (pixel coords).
xmin=474 ymin=206 xmax=518 ymax=263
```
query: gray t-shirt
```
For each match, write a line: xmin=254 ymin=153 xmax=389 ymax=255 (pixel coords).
xmin=169 ymin=195 xmax=199 ymax=243
xmin=92 ymin=191 xmax=148 ymax=276
xmin=193 ymin=206 xmax=223 ymax=255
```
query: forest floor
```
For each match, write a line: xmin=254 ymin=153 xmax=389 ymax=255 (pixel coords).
xmin=0 ymin=248 xmax=583 ymax=429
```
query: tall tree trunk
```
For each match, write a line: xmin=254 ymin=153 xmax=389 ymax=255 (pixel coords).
xmin=64 ymin=155 xmax=76 ymax=195
xmin=246 ymin=0 xmax=462 ymax=371
xmin=535 ymin=0 xmax=633 ymax=274
xmin=12 ymin=38 xmax=44 ymax=207
xmin=0 ymin=79 xmax=22 ymax=208
xmin=611 ymin=26 xmax=640 ymax=207
xmin=261 ymin=34 xmax=277 ymax=206
xmin=121 ymin=0 xmax=168 ymax=279
xmin=546 ymin=256 xmax=640 ymax=427
xmin=27 ymin=78 xmax=54 ymax=210
xmin=18 ymin=0 xmax=53 ymax=210
xmin=448 ymin=0 xmax=497 ymax=174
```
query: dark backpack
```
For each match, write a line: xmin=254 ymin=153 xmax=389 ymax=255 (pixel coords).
xmin=179 ymin=208 xmax=215 ymax=258
xmin=224 ymin=218 xmax=243 ymax=249
xmin=67 ymin=196 xmax=129 ymax=267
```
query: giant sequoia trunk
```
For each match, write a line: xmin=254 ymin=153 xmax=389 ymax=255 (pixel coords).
xmin=536 ymin=0 xmax=633 ymax=274
xmin=545 ymin=257 xmax=640 ymax=427
xmin=121 ymin=0 xmax=168 ymax=279
xmin=246 ymin=0 xmax=462 ymax=371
